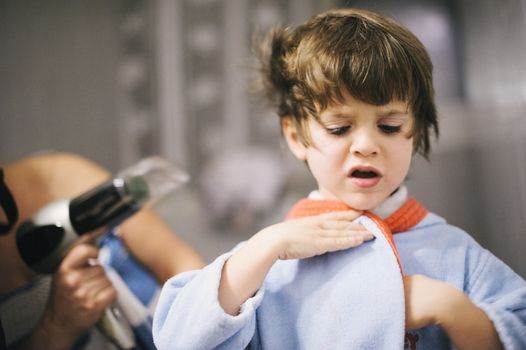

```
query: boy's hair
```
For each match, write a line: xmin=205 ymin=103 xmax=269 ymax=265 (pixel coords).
xmin=256 ymin=8 xmax=439 ymax=158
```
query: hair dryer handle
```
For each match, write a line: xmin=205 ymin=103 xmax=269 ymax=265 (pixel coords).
xmin=98 ymin=304 xmax=137 ymax=350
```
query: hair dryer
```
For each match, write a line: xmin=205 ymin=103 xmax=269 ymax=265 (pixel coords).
xmin=15 ymin=155 xmax=189 ymax=349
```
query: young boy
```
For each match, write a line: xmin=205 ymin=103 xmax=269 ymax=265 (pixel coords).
xmin=152 ymin=8 xmax=526 ymax=349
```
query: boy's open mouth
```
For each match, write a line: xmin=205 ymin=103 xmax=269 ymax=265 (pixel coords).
xmin=349 ymin=167 xmax=382 ymax=188
xmin=351 ymin=170 xmax=379 ymax=178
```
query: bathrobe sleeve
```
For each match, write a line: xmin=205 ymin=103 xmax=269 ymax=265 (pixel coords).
xmin=397 ymin=213 xmax=526 ymax=349
xmin=465 ymin=246 xmax=526 ymax=350
xmin=152 ymin=251 xmax=264 ymax=350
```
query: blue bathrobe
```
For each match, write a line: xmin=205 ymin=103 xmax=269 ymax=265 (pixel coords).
xmin=152 ymin=201 xmax=526 ymax=349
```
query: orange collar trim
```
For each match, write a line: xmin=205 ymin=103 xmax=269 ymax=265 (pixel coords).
xmin=285 ymin=197 xmax=427 ymax=233
xmin=285 ymin=197 xmax=428 ymax=274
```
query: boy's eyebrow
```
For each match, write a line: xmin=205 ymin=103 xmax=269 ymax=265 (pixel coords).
xmin=324 ymin=112 xmax=354 ymax=119
xmin=317 ymin=112 xmax=354 ymax=122
xmin=376 ymin=109 xmax=409 ymax=118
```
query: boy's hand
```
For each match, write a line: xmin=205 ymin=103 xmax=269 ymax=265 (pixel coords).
xmin=219 ymin=210 xmax=371 ymax=315
xmin=403 ymin=274 xmax=448 ymax=329
xmin=259 ymin=210 xmax=372 ymax=260
xmin=403 ymin=274 xmax=504 ymax=349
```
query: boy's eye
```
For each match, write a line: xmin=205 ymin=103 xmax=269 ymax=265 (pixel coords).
xmin=378 ymin=124 xmax=402 ymax=134
xmin=326 ymin=126 xmax=351 ymax=136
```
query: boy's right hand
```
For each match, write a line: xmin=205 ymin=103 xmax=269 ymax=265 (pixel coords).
xmin=219 ymin=210 xmax=371 ymax=315
xmin=258 ymin=210 xmax=372 ymax=260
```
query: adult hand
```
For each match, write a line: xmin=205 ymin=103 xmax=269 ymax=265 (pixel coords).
xmin=40 ymin=243 xmax=117 ymax=345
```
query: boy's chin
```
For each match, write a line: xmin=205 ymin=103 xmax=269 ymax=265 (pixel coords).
xmin=339 ymin=194 xmax=385 ymax=211
xmin=318 ymin=188 xmax=388 ymax=211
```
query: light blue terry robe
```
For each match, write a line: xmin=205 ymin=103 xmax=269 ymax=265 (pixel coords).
xmin=153 ymin=196 xmax=526 ymax=349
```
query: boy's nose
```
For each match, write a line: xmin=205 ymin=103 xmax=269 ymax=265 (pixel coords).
xmin=349 ymin=131 xmax=379 ymax=157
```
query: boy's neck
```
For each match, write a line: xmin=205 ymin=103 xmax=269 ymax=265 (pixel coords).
xmin=307 ymin=186 xmax=408 ymax=219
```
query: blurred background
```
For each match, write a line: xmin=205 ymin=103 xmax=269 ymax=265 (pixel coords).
xmin=1 ymin=0 xmax=525 ymax=277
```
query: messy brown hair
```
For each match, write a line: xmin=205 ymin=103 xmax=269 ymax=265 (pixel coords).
xmin=256 ymin=8 xmax=438 ymax=158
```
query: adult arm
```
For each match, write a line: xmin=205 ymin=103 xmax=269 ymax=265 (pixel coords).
xmin=119 ymin=210 xmax=205 ymax=282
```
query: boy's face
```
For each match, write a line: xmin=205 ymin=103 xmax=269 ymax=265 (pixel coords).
xmin=283 ymin=92 xmax=414 ymax=210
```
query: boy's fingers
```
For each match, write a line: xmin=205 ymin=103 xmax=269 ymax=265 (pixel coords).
xmin=316 ymin=230 xmax=375 ymax=253
xmin=320 ymin=229 xmax=373 ymax=238
xmin=313 ymin=210 xmax=363 ymax=221
xmin=324 ymin=235 xmax=368 ymax=251
xmin=319 ymin=220 xmax=366 ymax=231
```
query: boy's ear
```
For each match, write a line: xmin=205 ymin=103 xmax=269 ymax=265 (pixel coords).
xmin=281 ymin=117 xmax=307 ymax=161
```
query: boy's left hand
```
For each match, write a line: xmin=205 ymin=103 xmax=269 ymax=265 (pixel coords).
xmin=403 ymin=274 xmax=504 ymax=349
xmin=403 ymin=274 xmax=452 ymax=329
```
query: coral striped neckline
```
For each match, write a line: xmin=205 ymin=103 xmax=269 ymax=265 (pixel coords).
xmin=285 ymin=197 xmax=428 ymax=273
xmin=285 ymin=197 xmax=427 ymax=233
